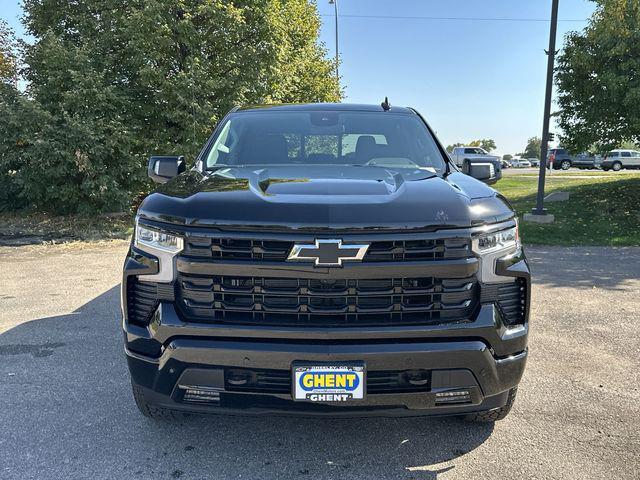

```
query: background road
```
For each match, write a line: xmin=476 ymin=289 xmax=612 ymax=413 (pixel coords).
xmin=501 ymin=167 xmax=639 ymax=176
xmin=501 ymin=167 xmax=593 ymax=175
xmin=1 ymin=242 xmax=639 ymax=479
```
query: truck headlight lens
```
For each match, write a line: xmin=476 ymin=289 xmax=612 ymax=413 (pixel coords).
xmin=134 ymin=222 xmax=184 ymax=283
xmin=473 ymin=222 xmax=521 ymax=260
xmin=135 ymin=224 xmax=183 ymax=253
xmin=474 ymin=226 xmax=518 ymax=254
xmin=472 ymin=223 xmax=521 ymax=283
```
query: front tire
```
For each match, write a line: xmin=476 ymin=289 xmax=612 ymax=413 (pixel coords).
xmin=465 ymin=388 xmax=517 ymax=423
xmin=560 ymin=160 xmax=571 ymax=170
xmin=612 ymin=161 xmax=622 ymax=171
xmin=132 ymin=383 xmax=187 ymax=421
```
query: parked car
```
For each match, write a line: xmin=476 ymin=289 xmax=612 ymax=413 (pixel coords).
xmin=509 ymin=158 xmax=531 ymax=168
xmin=501 ymin=159 xmax=512 ymax=168
xmin=123 ymin=103 xmax=529 ymax=422
xmin=547 ymin=148 xmax=573 ymax=170
xmin=601 ymin=149 xmax=640 ymax=171
xmin=528 ymin=158 xmax=540 ymax=167
xmin=547 ymin=148 xmax=598 ymax=170
xmin=449 ymin=146 xmax=502 ymax=180
xmin=507 ymin=159 xmax=520 ymax=168
xmin=572 ymin=153 xmax=600 ymax=169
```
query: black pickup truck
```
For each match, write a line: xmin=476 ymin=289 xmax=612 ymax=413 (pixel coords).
xmin=122 ymin=103 xmax=530 ymax=421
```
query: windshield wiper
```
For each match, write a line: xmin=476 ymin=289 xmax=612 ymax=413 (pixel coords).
xmin=204 ymin=164 xmax=233 ymax=171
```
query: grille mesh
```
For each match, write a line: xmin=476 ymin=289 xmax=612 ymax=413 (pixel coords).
xmin=182 ymin=237 xmax=472 ymax=263
xmin=224 ymin=368 xmax=431 ymax=394
xmin=177 ymin=274 xmax=478 ymax=327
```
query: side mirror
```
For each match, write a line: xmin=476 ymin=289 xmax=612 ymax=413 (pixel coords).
xmin=148 ymin=156 xmax=186 ymax=184
xmin=467 ymin=162 xmax=501 ymax=185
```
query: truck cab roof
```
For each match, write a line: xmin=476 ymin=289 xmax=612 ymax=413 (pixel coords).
xmin=236 ymin=103 xmax=416 ymax=115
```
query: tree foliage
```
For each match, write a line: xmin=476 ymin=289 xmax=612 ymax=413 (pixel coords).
xmin=0 ymin=21 xmax=18 ymax=84
xmin=1 ymin=0 xmax=340 ymax=214
xmin=520 ymin=136 xmax=542 ymax=159
xmin=0 ymin=23 xmax=24 ymax=210
xmin=446 ymin=139 xmax=497 ymax=152
xmin=556 ymin=0 xmax=640 ymax=152
xmin=468 ymin=139 xmax=497 ymax=152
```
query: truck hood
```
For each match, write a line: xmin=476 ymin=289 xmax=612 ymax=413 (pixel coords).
xmin=138 ymin=165 xmax=514 ymax=231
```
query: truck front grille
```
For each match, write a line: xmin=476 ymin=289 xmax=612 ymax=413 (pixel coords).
xmin=182 ymin=237 xmax=471 ymax=262
xmin=176 ymin=274 xmax=478 ymax=327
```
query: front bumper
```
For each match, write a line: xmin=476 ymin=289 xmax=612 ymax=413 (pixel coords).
xmin=122 ymin=226 xmax=530 ymax=417
xmin=127 ymin=323 xmax=527 ymax=417
xmin=125 ymin=300 xmax=528 ymax=416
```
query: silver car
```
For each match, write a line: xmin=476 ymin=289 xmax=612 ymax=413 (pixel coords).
xmin=517 ymin=159 xmax=532 ymax=168
xmin=601 ymin=150 xmax=640 ymax=171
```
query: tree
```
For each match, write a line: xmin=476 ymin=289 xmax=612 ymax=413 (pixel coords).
xmin=446 ymin=139 xmax=497 ymax=152
xmin=556 ymin=0 xmax=640 ymax=152
xmin=0 ymin=22 xmax=24 ymax=210
xmin=0 ymin=20 xmax=17 ymax=84
xmin=502 ymin=154 xmax=513 ymax=161
xmin=469 ymin=139 xmax=497 ymax=152
xmin=621 ymin=141 xmax=640 ymax=149
xmin=3 ymin=0 xmax=340 ymax=214
xmin=520 ymin=137 xmax=542 ymax=159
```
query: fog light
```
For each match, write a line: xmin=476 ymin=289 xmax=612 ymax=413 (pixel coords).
xmin=181 ymin=386 xmax=221 ymax=404
xmin=434 ymin=389 xmax=471 ymax=405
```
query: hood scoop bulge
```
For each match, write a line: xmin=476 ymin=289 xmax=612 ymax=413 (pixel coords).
xmin=251 ymin=166 xmax=405 ymax=197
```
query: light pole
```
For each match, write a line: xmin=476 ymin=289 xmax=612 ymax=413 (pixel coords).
xmin=531 ymin=0 xmax=560 ymax=218
xmin=329 ymin=0 xmax=340 ymax=94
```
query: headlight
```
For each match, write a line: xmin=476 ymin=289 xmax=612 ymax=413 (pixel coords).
xmin=135 ymin=224 xmax=183 ymax=253
xmin=473 ymin=225 xmax=519 ymax=255
xmin=134 ymin=221 xmax=184 ymax=283
xmin=472 ymin=223 xmax=521 ymax=283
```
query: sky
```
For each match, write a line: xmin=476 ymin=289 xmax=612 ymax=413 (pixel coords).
xmin=314 ymin=0 xmax=597 ymax=155
xmin=0 ymin=0 xmax=597 ymax=156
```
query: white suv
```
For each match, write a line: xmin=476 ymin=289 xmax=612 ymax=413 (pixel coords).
xmin=602 ymin=149 xmax=640 ymax=171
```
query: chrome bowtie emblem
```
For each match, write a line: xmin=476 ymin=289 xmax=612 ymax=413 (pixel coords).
xmin=287 ymin=239 xmax=369 ymax=267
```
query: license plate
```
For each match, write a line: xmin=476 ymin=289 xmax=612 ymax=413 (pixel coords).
xmin=293 ymin=363 xmax=365 ymax=402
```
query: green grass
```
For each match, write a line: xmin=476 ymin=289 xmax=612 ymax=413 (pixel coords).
xmin=497 ymin=173 xmax=640 ymax=246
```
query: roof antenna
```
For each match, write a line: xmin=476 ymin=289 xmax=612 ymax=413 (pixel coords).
xmin=381 ymin=96 xmax=391 ymax=111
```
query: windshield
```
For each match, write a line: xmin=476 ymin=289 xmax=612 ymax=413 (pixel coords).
xmin=203 ymin=110 xmax=447 ymax=174
xmin=465 ymin=148 xmax=485 ymax=155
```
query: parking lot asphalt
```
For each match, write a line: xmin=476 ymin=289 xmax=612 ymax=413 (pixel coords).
xmin=0 ymin=241 xmax=639 ymax=479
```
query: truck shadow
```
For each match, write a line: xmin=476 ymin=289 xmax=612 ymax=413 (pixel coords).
xmin=0 ymin=286 xmax=493 ymax=479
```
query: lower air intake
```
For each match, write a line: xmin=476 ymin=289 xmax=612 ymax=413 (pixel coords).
xmin=497 ymin=278 xmax=527 ymax=326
